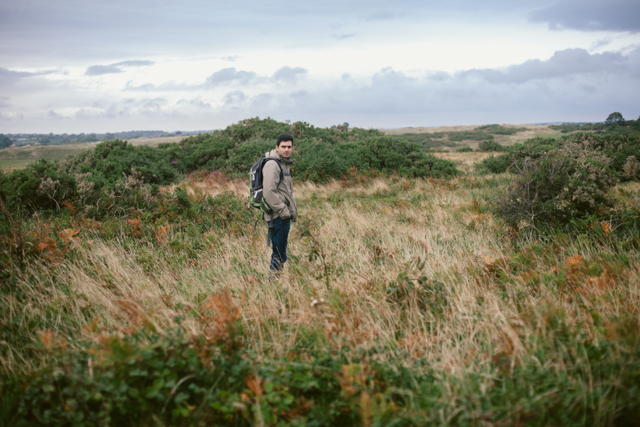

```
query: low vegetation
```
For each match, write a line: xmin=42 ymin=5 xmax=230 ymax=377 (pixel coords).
xmin=549 ymin=113 xmax=640 ymax=135
xmin=0 ymin=118 xmax=459 ymax=216
xmin=392 ymin=124 xmax=528 ymax=150
xmin=1 ymin=118 xmax=639 ymax=425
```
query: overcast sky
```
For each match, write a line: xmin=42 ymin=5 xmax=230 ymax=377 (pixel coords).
xmin=1 ymin=0 xmax=639 ymax=133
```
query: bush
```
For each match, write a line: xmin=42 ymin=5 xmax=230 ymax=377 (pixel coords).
xmin=0 ymin=119 xmax=461 ymax=217
xmin=478 ymin=140 xmax=505 ymax=152
xmin=478 ymin=133 xmax=640 ymax=179
xmin=480 ymin=154 xmax=512 ymax=173
xmin=494 ymin=144 xmax=617 ymax=227
xmin=455 ymin=147 xmax=473 ymax=153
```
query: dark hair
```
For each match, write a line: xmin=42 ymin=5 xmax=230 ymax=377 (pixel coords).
xmin=276 ymin=134 xmax=294 ymax=146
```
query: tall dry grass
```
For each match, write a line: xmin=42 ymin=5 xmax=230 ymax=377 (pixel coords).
xmin=3 ymin=166 xmax=639 ymax=393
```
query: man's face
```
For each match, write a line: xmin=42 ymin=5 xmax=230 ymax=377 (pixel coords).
xmin=276 ymin=140 xmax=293 ymax=158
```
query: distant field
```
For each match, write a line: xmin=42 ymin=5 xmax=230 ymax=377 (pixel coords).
xmin=0 ymin=159 xmax=35 ymax=172
xmin=0 ymin=135 xmax=189 ymax=171
xmin=383 ymin=124 xmax=566 ymax=149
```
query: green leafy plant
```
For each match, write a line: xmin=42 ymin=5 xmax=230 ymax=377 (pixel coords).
xmin=494 ymin=144 xmax=617 ymax=227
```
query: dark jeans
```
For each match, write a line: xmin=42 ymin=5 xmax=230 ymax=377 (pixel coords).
xmin=267 ymin=217 xmax=291 ymax=271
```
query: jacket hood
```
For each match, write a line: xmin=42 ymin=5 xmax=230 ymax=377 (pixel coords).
xmin=266 ymin=149 xmax=293 ymax=164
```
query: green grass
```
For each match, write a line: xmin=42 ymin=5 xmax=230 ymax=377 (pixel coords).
xmin=0 ymin=143 xmax=97 ymax=162
xmin=0 ymin=159 xmax=35 ymax=172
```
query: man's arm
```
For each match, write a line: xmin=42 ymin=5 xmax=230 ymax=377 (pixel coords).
xmin=262 ymin=161 xmax=290 ymax=218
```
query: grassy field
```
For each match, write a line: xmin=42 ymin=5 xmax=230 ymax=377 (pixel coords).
xmin=2 ymin=151 xmax=639 ymax=425
xmin=0 ymin=159 xmax=36 ymax=172
xmin=383 ymin=124 xmax=566 ymax=149
xmin=0 ymin=136 xmax=185 ymax=172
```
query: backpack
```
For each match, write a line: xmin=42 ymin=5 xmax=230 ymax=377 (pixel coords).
xmin=248 ymin=158 xmax=283 ymax=214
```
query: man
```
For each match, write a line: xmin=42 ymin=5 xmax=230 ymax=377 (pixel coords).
xmin=263 ymin=133 xmax=297 ymax=277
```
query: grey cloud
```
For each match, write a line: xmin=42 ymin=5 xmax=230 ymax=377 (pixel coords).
xmin=125 ymin=82 xmax=158 ymax=91
xmin=250 ymin=93 xmax=274 ymax=108
xmin=205 ymin=68 xmax=257 ymax=86
xmin=371 ymin=67 xmax=417 ymax=87
xmin=219 ymin=48 xmax=639 ymax=127
xmin=74 ymin=97 xmax=167 ymax=120
xmin=86 ymin=60 xmax=154 ymax=76
xmin=48 ymin=110 xmax=64 ymax=120
xmin=85 ymin=65 xmax=123 ymax=76
xmin=0 ymin=68 xmax=34 ymax=78
xmin=0 ymin=67 xmax=57 ymax=78
xmin=177 ymin=98 xmax=212 ymax=109
xmin=529 ymin=0 xmax=640 ymax=33
xmin=0 ymin=67 xmax=59 ymax=89
xmin=223 ymin=90 xmax=247 ymax=105
xmin=124 ymin=67 xmax=260 ymax=92
xmin=124 ymin=81 xmax=197 ymax=91
xmin=272 ymin=66 xmax=308 ymax=83
xmin=459 ymin=48 xmax=631 ymax=84
xmin=426 ymin=71 xmax=450 ymax=81
xmin=112 ymin=60 xmax=155 ymax=67
xmin=590 ymin=38 xmax=612 ymax=50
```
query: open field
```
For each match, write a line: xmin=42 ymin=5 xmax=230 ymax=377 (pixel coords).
xmin=0 ymin=159 xmax=36 ymax=172
xmin=383 ymin=124 xmax=566 ymax=149
xmin=0 ymin=136 xmax=187 ymax=172
xmin=2 ymin=148 xmax=639 ymax=424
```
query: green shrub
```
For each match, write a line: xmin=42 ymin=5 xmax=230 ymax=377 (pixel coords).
xmin=480 ymin=153 xmax=512 ymax=173
xmin=0 ymin=119 xmax=461 ymax=217
xmin=478 ymin=133 xmax=640 ymax=179
xmin=478 ymin=140 xmax=505 ymax=152
xmin=447 ymin=130 xmax=494 ymax=142
xmin=494 ymin=144 xmax=618 ymax=227
xmin=455 ymin=147 xmax=473 ymax=153
xmin=476 ymin=124 xmax=527 ymax=135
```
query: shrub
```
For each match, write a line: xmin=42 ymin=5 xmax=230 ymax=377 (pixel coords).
xmin=480 ymin=153 xmax=512 ymax=173
xmin=478 ymin=140 xmax=505 ymax=152
xmin=0 ymin=119 xmax=461 ymax=217
xmin=623 ymin=155 xmax=640 ymax=181
xmin=456 ymin=147 xmax=473 ymax=153
xmin=494 ymin=144 xmax=618 ymax=227
xmin=478 ymin=133 xmax=640 ymax=179
xmin=360 ymin=136 xmax=459 ymax=179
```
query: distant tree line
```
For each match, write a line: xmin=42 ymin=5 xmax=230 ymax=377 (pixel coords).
xmin=549 ymin=112 xmax=640 ymax=134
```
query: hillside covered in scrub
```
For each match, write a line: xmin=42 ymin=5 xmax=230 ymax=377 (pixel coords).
xmin=0 ymin=118 xmax=458 ymax=216
xmin=1 ymin=118 xmax=640 ymax=425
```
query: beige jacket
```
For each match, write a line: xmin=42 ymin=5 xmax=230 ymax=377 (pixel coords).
xmin=262 ymin=149 xmax=297 ymax=222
